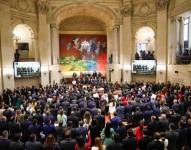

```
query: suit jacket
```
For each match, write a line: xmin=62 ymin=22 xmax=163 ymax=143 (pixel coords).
xmin=147 ymin=140 xmax=164 ymax=150
xmin=122 ymin=137 xmax=137 ymax=150
xmin=107 ymin=143 xmax=123 ymax=150
xmin=60 ymin=138 xmax=76 ymax=150
xmin=9 ymin=141 xmax=24 ymax=150
xmin=165 ymin=131 xmax=179 ymax=150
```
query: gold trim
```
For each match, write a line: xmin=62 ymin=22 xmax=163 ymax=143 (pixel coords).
xmin=59 ymin=31 xmax=106 ymax=35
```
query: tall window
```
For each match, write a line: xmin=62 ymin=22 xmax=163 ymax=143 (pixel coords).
xmin=184 ymin=17 xmax=189 ymax=48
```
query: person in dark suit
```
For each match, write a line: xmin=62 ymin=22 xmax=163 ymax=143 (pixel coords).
xmin=9 ymin=133 xmax=24 ymax=150
xmin=138 ymin=128 xmax=152 ymax=150
xmin=0 ymin=130 xmax=10 ymax=150
xmin=158 ymin=114 xmax=169 ymax=132
xmin=25 ymin=133 xmax=42 ymax=150
xmin=60 ymin=130 xmax=76 ymax=150
xmin=147 ymin=132 xmax=164 ymax=150
xmin=122 ymin=129 xmax=137 ymax=150
xmin=176 ymin=120 xmax=188 ymax=150
xmin=165 ymin=123 xmax=179 ymax=150
xmin=107 ymin=134 xmax=123 ymax=150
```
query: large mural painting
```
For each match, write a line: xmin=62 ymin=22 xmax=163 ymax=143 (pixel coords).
xmin=59 ymin=34 xmax=107 ymax=74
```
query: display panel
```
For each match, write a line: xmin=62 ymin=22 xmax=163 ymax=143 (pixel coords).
xmin=59 ymin=34 xmax=107 ymax=75
xmin=14 ymin=62 xmax=40 ymax=78
xmin=132 ymin=60 xmax=156 ymax=74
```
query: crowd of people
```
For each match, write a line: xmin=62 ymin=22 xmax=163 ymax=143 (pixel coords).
xmin=0 ymin=72 xmax=191 ymax=150
xmin=135 ymin=50 xmax=155 ymax=60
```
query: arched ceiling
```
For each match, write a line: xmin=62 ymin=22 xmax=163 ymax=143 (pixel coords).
xmin=59 ymin=16 xmax=106 ymax=31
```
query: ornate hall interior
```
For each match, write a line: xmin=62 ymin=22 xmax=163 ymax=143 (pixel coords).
xmin=0 ymin=0 xmax=191 ymax=90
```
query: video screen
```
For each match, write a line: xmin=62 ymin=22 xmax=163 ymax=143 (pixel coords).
xmin=14 ymin=62 xmax=40 ymax=78
xmin=132 ymin=60 xmax=156 ymax=74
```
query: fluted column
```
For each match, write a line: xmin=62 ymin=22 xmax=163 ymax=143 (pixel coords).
xmin=178 ymin=17 xmax=184 ymax=54
xmin=50 ymin=23 xmax=60 ymax=84
xmin=189 ymin=17 xmax=191 ymax=48
xmin=0 ymin=2 xmax=15 ymax=91
xmin=156 ymin=0 xmax=169 ymax=83
xmin=120 ymin=1 xmax=132 ymax=83
xmin=112 ymin=25 xmax=120 ymax=64
xmin=170 ymin=17 xmax=179 ymax=64
xmin=38 ymin=0 xmax=51 ymax=86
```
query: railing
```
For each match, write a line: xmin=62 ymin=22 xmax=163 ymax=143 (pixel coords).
xmin=176 ymin=55 xmax=191 ymax=64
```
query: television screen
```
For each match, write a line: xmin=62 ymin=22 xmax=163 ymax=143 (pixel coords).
xmin=14 ymin=62 xmax=40 ymax=78
xmin=132 ymin=60 xmax=156 ymax=74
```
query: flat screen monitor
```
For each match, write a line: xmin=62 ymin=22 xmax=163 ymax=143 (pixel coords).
xmin=14 ymin=62 xmax=40 ymax=78
xmin=132 ymin=60 xmax=156 ymax=74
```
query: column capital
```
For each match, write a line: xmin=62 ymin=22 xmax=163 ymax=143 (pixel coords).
xmin=50 ymin=23 xmax=59 ymax=30
xmin=155 ymin=0 xmax=169 ymax=11
xmin=112 ymin=25 xmax=120 ymax=30
xmin=170 ymin=16 xmax=177 ymax=23
xmin=37 ymin=0 xmax=49 ymax=14
xmin=120 ymin=4 xmax=132 ymax=17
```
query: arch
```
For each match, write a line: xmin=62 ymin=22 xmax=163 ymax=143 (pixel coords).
xmin=13 ymin=24 xmax=34 ymax=42
xmin=51 ymin=3 xmax=119 ymax=27
xmin=12 ymin=24 xmax=36 ymax=60
xmin=135 ymin=26 xmax=156 ymax=57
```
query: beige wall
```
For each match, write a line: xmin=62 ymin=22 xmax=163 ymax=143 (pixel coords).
xmin=168 ymin=65 xmax=191 ymax=86
xmin=15 ymin=78 xmax=41 ymax=88
xmin=0 ymin=0 xmax=191 ymax=91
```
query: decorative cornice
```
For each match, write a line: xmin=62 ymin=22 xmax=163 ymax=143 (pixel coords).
xmin=155 ymin=0 xmax=169 ymax=11
xmin=120 ymin=4 xmax=132 ymax=17
xmin=37 ymin=0 xmax=49 ymax=14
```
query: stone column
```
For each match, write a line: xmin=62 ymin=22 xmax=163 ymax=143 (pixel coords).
xmin=110 ymin=25 xmax=121 ymax=82
xmin=112 ymin=25 xmax=120 ymax=64
xmin=0 ymin=2 xmax=15 ymax=91
xmin=38 ymin=0 xmax=51 ymax=87
xmin=120 ymin=2 xmax=132 ymax=83
xmin=50 ymin=23 xmax=60 ymax=84
xmin=170 ymin=17 xmax=179 ymax=64
xmin=106 ymin=26 xmax=113 ymax=80
xmin=189 ymin=16 xmax=191 ymax=48
xmin=156 ymin=0 xmax=169 ymax=83
xmin=178 ymin=17 xmax=184 ymax=54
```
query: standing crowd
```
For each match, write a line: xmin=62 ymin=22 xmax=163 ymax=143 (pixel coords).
xmin=0 ymin=72 xmax=191 ymax=150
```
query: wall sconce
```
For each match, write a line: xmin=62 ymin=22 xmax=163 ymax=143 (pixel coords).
xmin=123 ymin=64 xmax=131 ymax=73
xmin=4 ymin=68 xmax=13 ymax=80
xmin=157 ymin=64 xmax=166 ymax=75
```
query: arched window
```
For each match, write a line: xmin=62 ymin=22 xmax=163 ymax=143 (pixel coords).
xmin=13 ymin=24 xmax=35 ymax=60
xmin=135 ymin=27 xmax=155 ymax=60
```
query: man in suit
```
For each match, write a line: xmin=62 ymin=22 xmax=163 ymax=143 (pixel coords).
xmin=147 ymin=132 xmax=164 ymax=150
xmin=25 ymin=133 xmax=42 ymax=150
xmin=107 ymin=134 xmax=123 ymax=150
xmin=60 ymin=130 xmax=76 ymax=150
xmin=122 ymin=129 xmax=137 ymax=150
xmin=165 ymin=123 xmax=179 ymax=150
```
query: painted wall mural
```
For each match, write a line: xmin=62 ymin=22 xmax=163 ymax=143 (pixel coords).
xmin=59 ymin=34 xmax=107 ymax=74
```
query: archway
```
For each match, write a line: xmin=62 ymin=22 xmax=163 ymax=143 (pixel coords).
xmin=52 ymin=4 xmax=118 ymax=78
xmin=12 ymin=24 xmax=35 ymax=60
xmin=135 ymin=26 xmax=155 ymax=60
xmin=59 ymin=15 xmax=107 ymax=77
